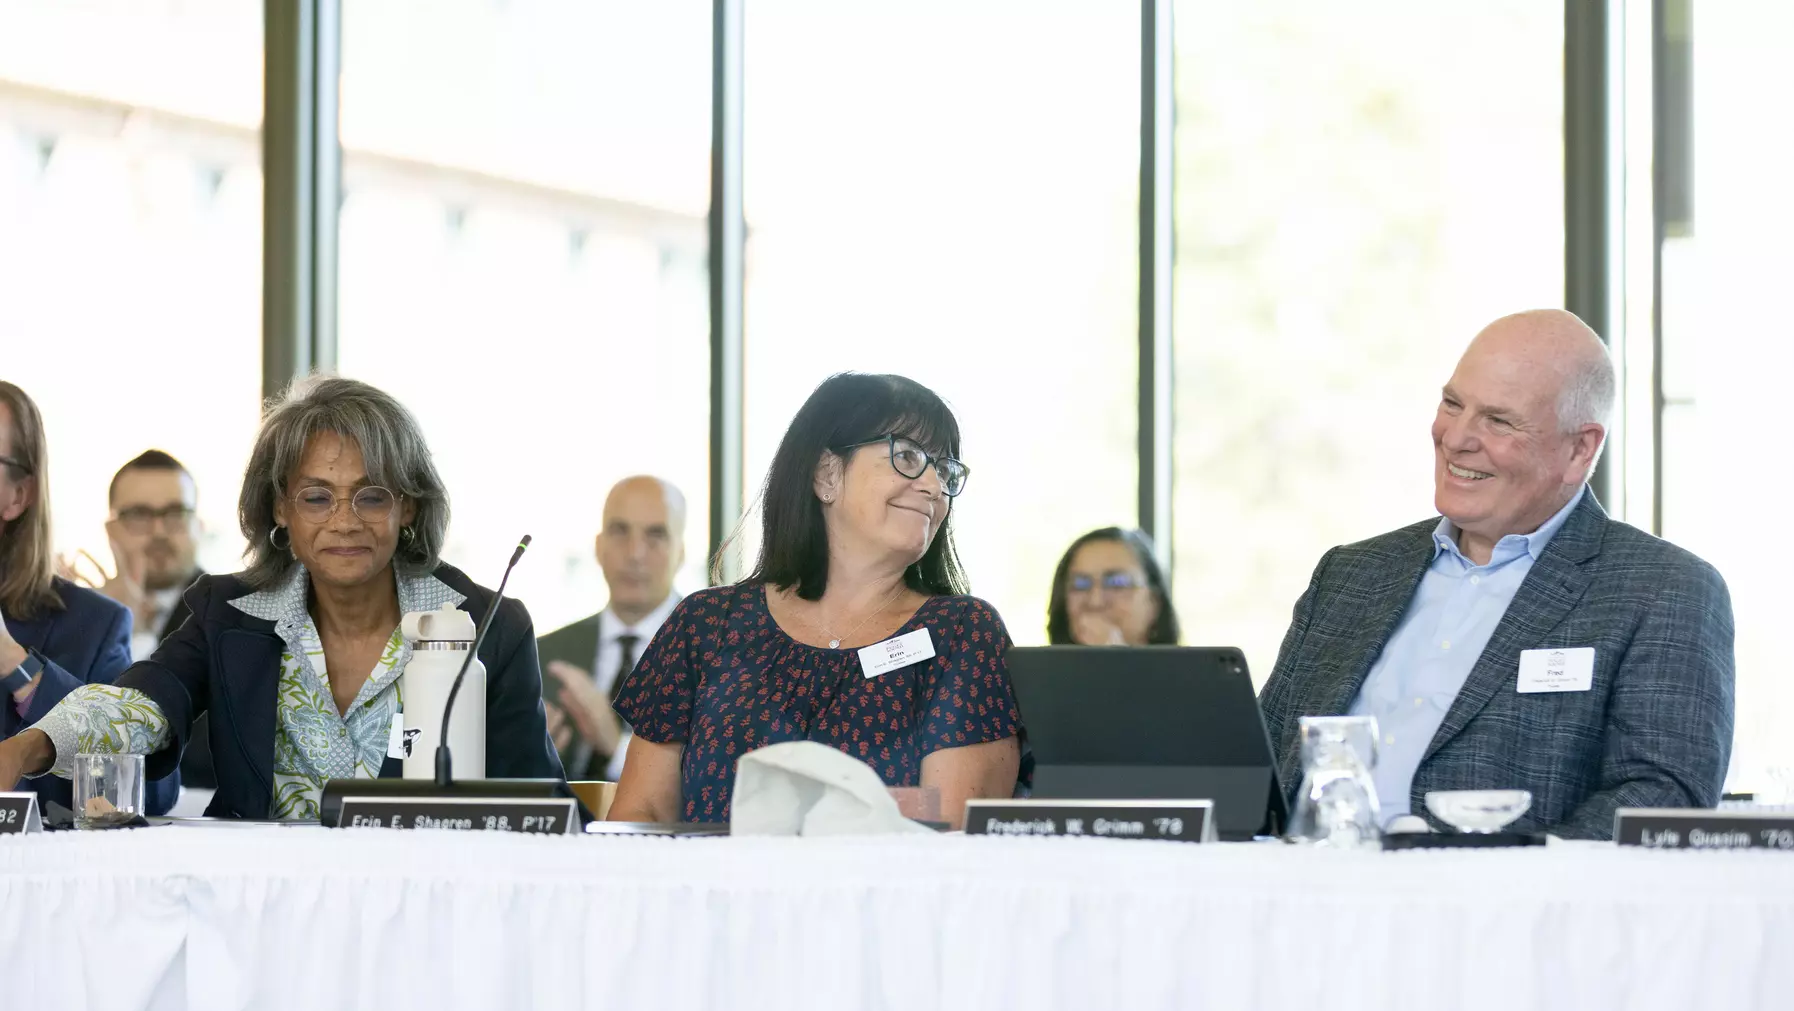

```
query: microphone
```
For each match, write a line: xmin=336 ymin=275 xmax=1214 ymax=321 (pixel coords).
xmin=434 ymin=534 xmax=531 ymax=788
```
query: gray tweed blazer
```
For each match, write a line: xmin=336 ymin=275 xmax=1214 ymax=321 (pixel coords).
xmin=1259 ymin=493 xmax=1734 ymax=840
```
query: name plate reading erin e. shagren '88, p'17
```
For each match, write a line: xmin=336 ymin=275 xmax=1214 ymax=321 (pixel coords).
xmin=963 ymin=799 xmax=1216 ymax=843
xmin=335 ymin=796 xmax=580 ymax=834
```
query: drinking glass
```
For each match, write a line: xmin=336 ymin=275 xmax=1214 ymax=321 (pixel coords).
xmin=74 ymin=753 xmax=146 ymax=829
xmin=1285 ymin=715 xmax=1382 ymax=849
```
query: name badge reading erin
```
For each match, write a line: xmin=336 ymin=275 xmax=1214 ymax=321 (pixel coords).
xmin=1517 ymin=647 xmax=1595 ymax=693
xmin=858 ymin=628 xmax=937 ymax=679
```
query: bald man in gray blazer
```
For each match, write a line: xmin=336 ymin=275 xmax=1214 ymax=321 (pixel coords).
xmin=1260 ymin=310 xmax=1734 ymax=840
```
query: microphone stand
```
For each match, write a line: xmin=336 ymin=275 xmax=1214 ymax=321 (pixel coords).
xmin=435 ymin=535 xmax=531 ymax=788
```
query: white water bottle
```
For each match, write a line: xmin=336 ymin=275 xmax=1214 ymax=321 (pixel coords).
xmin=399 ymin=604 xmax=486 ymax=780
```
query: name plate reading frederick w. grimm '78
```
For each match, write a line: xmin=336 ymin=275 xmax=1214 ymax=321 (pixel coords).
xmin=0 ymin=792 xmax=45 ymax=835
xmin=963 ymin=799 xmax=1216 ymax=843
xmin=1614 ymin=807 xmax=1794 ymax=850
xmin=336 ymin=796 xmax=580 ymax=835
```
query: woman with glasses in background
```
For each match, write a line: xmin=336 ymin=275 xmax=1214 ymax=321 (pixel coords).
xmin=607 ymin=372 xmax=1022 ymax=828
xmin=1046 ymin=527 xmax=1180 ymax=646
xmin=0 ymin=376 xmax=563 ymax=819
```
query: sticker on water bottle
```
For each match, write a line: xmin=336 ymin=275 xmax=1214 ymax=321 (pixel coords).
xmin=387 ymin=711 xmax=421 ymax=759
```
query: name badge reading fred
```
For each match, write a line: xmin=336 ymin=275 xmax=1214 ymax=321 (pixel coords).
xmin=1517 ymin=647 xmax=1595 ymax=693
xmin=859 ymin=628 xmax=936 ymax=679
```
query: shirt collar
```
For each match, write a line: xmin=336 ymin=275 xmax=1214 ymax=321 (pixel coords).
xmin=228 ymin=565 xmax=467 ymax=631
xmin=1432 ymin=484 xmax=1587 ymax=567
xmin=599 ymin=590 xmax=680 ymax=642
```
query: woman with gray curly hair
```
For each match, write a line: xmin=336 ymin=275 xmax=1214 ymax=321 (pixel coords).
xmin=0 ymin=376 xmax=563 ymax=819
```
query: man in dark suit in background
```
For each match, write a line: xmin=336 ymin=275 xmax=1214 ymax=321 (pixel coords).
xmin=62 ymin=450 xmax=214 ymax=810
xmin=539 ymin=476 xmax=686 ymax=781
xmin=1260 ymin=309 xmax=1734 ymax=839
xmin=0 ymin=383 xmax=177 ymax=816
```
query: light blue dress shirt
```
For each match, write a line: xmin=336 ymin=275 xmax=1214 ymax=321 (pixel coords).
xmin=1348 ymin=486 xmax=1586 ymax=822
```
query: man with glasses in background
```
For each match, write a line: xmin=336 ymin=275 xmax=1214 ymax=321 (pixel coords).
xmin=62 ymin=450 xmax=214 ymax=808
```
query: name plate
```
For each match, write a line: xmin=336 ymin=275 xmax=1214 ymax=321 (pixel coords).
xmin=1614 ymin=807 xmax=1794 ymax=850
xmin=0 ymin=792 xmax=44 ymax=835
xmin=336 ymin=795 xmax=579 ymax=834
xmin=964 ymin=799 xmax=1215 ymax=843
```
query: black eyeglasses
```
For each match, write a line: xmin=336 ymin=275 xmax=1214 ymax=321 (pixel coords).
xmin=112 ymin=504 xmax=197 ymax=534
xmin=839 ymin=435 xmax=969 ymax=497
xmin=0 ymin=454 xmax=33 ymax=477
xmin=289 ymin=485 xmax=400 ymax=523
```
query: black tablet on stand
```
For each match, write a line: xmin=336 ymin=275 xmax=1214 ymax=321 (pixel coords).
xmin=1007 ymin=646 xmax=1287 ymax=841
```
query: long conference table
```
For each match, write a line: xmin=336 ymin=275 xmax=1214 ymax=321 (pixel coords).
xmin=3 ymin=825 xmax=1793 ymax=1011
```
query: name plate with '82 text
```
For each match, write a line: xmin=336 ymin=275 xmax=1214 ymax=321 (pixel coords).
xmin=0 ymin=793 xmax=44 ymax=835
xmin=336 ymin=796 xmax=579 ymax=834
xmin=964 ymin=799 xmax=1216 ymax=843
xmin=1614 ymin=807 xmax=1794 ymax=850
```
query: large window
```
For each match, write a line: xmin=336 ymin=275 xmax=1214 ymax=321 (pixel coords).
xmin=336 ymin=1 xmax=712 ymax=634
xmin=1653 ymin=3 xmax=1790 ymax=791
xmin=1169 ymin=1 xmax=1565 ymax=678
xmin=739 ymin=0 xmax=1141 ymax=644
xmin=0 ymin=0 xmax=263 ymax=576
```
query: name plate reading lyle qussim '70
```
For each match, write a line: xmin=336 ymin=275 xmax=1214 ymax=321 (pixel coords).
xmin=963 ymin=799 xmax=1216 ymax=843
xmin=1614 ymin=807 xmax=1794 ymax=851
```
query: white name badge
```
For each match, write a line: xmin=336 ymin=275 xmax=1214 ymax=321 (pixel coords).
xmin=858 ymin=628 xmax=937 ymax=679
xmin=1517 ymin=647 xmax=1595 ymax=693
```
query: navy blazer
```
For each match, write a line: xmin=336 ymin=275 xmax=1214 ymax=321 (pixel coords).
xmin=1260 ymin=493 xmax=1735 ymax=840
xmin=4 ymin=578 xmax=179 ymax=815
xmin=117 ymin=562 xmax=565 ymax=819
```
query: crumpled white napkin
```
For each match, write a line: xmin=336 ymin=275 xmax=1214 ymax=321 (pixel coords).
xmin=730 ymin=741 xmax=934 ymax=836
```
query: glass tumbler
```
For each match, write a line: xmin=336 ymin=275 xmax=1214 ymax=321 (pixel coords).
xmin=74 ymin=753 xmax=146 ymax=829
xmin=1285 ymin=715 xmax=1383 ymax=849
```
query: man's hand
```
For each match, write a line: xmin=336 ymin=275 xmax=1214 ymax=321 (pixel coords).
xmin=544 ymin=700 xmax=575 ymax=753
xmin=546 ymin=660 xmax=623 ymax=758
xmin=58 ymin=543 xmax=151 ymax=629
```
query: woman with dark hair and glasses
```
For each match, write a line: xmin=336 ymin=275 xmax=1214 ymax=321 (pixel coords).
xmin=1046 ymin=527 xmax=1180 ymax=646
xmin=0 ymin=376 xmax=563 ymax=819
xmin=607 ymin=373 xmax=1022 ymax=827
xmin=0 ymin=382 xmax=178 ymax=815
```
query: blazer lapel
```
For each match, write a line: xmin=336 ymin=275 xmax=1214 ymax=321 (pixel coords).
xmin=214 ymin=627 xmax=283 ymax=810
xmin=1421 ymin=495 xmax=1605 ymax=762
xmin=1315 ymin=536 xmax=1436 ymax=716
xmin=547 ymin=614 xmax=601 ymax=669
xmin=156 ymin=572 xmax=202 ymax=641
xmin=1275 ymin=532 xmax=1434 ymax=788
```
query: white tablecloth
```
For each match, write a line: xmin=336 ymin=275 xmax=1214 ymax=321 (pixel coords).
xmin=3 ymin=827 xmax=1793 ymax=1011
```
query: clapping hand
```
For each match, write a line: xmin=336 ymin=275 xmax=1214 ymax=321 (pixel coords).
xmin=57 ymin=541 xmax=150 ymax=628
xmin=546 ymin=661 xmax=623 ymax=758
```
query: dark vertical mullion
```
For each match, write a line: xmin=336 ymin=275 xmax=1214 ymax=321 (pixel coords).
xmin=1651 ymin=0 xmax=1692 ymax=537
xmin=262 ymin=0 xmax=341 ymax=399
xmin=1137 ymin=0 xmax=1174 ymax=571
xmin=1564 ymin=0 xmax=1612 ymax=506
xmin=707 ymin=0 xmax=746 ymax=582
